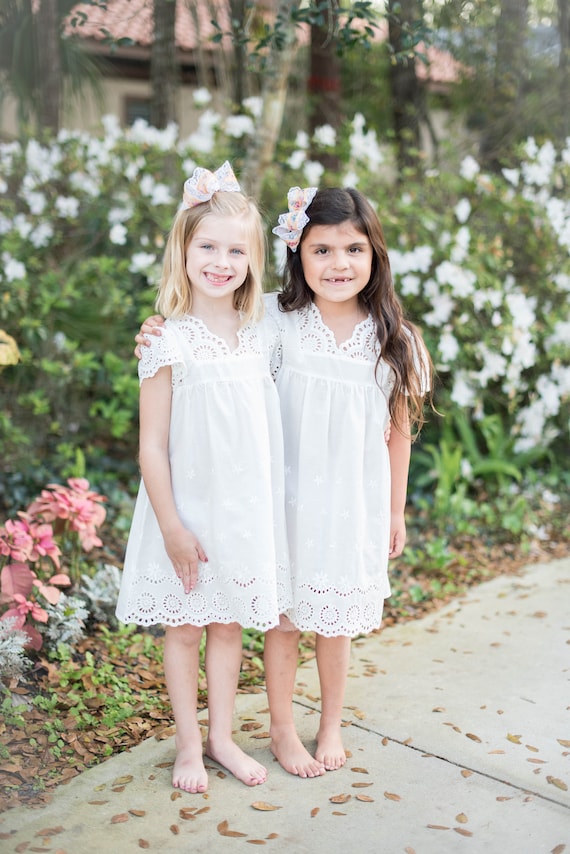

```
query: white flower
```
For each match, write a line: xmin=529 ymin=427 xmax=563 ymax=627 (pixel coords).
xmin=451 ymin=373 xmax=477 ymax=407
xmin=313 ymin=124 xmax=336 ymax=147
xmin=2 ymin=252 xmax=26 ymax=281
xmin=129 ymin=252 xmax=157 ymax=273
xmin=435 ymin=260 xmax=476 ymax=297
xmin=343 ymin=170 xmax=359 ymax=188
xmin=242 ymin=96 xmax=262 ymax=117
xmin=294 ymin=130 xmax=309 ymax=149
xmin=303 ymin=160 xmax=324 ymax=186
xmin=224 ymin=114 xmax=255 ymax=138
xmin=460 ymin=458 xmax=473 ymax=479
xmin=29 ymin=222 xmax=54 ymax=248
xmin=108 ymin=205 xmax=134 ymax=225
xmin=424 ymin=292 xmax=455 ymax=326
xmin=193 ymin=87 xmax=212 ymax=107
xmin=287 ymin=149 xmax=306 ymax=170
xmin=450 ymin=226 xmax=471 ymax=264
xmin=506 ymin=292 xmax=536 ymax=330
xmin=349 ymin=113 xmax=383 ymax=170
xmin=110 ymin=223 xmax=128 ymax=245
xmin=502 ymin=168 xmax=519 ymax=186
xmin=55 ymin=195 xmax=80 ymax=218
xmin=459 ymin=155 xmax=480 ymax=181
xmin=438 ymin=329 xmax=460 ymax=363
xmin=454 ymin=198 xmax=471 ymax=224
xmin=400 ymin=273 xmax=421 ymax=296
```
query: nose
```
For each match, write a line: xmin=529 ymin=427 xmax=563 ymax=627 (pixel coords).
xmin=331 ymin=251 xmax=349 ymax=270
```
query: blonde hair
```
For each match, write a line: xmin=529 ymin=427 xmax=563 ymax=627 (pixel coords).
xmin=156 ymin=192 xmax=265 ymax=325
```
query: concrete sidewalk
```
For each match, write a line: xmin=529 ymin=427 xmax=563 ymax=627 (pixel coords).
xmin=1 ymin=557 xmax=569 ymax=853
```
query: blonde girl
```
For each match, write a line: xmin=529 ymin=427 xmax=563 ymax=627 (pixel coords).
xmin=118 ymin=162 xmax=290 ymax=793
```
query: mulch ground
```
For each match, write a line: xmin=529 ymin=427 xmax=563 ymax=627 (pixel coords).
xmin=1 ymin=533 xmax=568 ymax=815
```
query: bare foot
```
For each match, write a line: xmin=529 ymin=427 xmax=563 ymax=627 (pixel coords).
xmin=270 ymin=725 xmax=326 ymax=778
xmin=172 ymin=743 xmax=208 ymax=793
xmin=315 ymin=727 xmax=346 ymax=771
xmin=205 ymin=738 xmax=267 ymax=786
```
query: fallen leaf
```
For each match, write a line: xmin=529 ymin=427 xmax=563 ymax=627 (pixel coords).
xmin=170 ymin=825 xmax=179 ymax=834
xmin=332 ymin=811 xmax=347 ymax=816
xmin=525 ymin=744 xmax=539 ymax=752
xmin=405 ymin=848 xmax=417 ymax=854
xmin=88 ymin=800 xmax=108 ymax=805
xmin=507 ymin=733 xmax=522 ymax=744
xmin=455 ymin=813 xmax=468 ymax=823
xmin=352 ymin=782 xmax=373 ymax=788
xmin=251 ymin=732 xmax=271 ymax=739
xmin=488 ymin=750 xmax=506 ymax=754
xmin=351 ymin=767 xmax=369 ymax=774
xmin=170 ymin=791 xmax=182 ymax=801
xmin=551 ymin=845 xmax=566 ymax=854
xmin=251 ymin=802 xmax=282 ymax=811
xmin=454 ymin=827 xmax=474 ymax=837
xmin=547 ymin=776 xmax=568 ymax=791
xmin=466 ymin=733 xmax=482 ymax=743
xmin=461 ymin=770 xmax=472 ymax=778
xmin=138 ymin=841 xmax=150 ymax=850
xmin=356 ymin=795 xmax=374 ymax=802
xmin=241 ymin=722 xmax=263 ymax=731
xmin=111 ymin=813 xmax=129 ymax=824
xmin=179 ymin=808 xmax=197 ymax=820
xmin=35 ymin=827 xmax=64 ymax=837
xmin=384 ymin=792 xmax=401 ymax=801
xmin=217 ymin=820 xmax=247 ymax=838
xmin=427 ymin=824 xmax=450 ymax=830
xmin=113 ymin=775 xmax=133 ymax=786
xmin=129 ymin=809 xmax=146 ymax=817
xmin=496 ymin=796 xmax=513 ymax=802
xmin=195 ymin=806 xmax=210 ymax=815
xmin=330 ymin=793 xmax=351 ymax=804
xmin=432 ymin=707 xmax=445 ymax=713
xmin=557 ymin=740 xmax=570 ymax=748
xmin=266 ymin=834 xmax=279 ymax=840
xmin=311 ymin=808 xmax=320 ymax=817
xmin=246 ymin=841 xmax=266 ymax=845
xmin=527 ymin=758 xmax=546 ymax=764
xmin=381 ymin=737 xmax=388 ymax=746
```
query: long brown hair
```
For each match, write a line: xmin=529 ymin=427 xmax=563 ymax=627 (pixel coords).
xmin=278 ymin=187 xmax=433 ymax=436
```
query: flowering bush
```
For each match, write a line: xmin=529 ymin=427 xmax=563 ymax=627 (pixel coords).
xmin=0 ymin=97 xmax=568 ymax=529
xmin=0 ymin=478 xmax=106 ymax=663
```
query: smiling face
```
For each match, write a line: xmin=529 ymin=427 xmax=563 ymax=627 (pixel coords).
xmin=299 ymin=221 xmax=373 ymax=313
xmin=185 ymin=213 xmax=250 ymax=306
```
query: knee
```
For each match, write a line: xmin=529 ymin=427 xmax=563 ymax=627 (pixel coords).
xmin=166 ymin=623 xmax=203 ymax=649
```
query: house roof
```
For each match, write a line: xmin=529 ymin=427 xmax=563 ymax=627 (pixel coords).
xmin=66 ymin=0 xmax=461 ymax=86
xmin=66 ymin=0 xmax=231 ymax=52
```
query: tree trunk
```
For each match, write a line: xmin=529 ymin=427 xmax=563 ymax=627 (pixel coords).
xmin=150 ymin=0 xmax=179 ymax=129
xmin=230 ymin=0 xmax=250 ymax=107
xmin=308 ymin=0 xmax=342 ymax=171
xmin=387 ymin=0 xmax=424 ymax=175
xmin=36 ymin=0 xmax=61 ymax=133
xmin=241 ymin=0 xmax=302 ymax=199
xmin=558 ymin=0 xmax=570 ymax=141
xmin=480 ymin=0 xmax=529 ymax=168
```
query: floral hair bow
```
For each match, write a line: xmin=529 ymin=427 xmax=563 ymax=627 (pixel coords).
xmin=272 ymin=186 xmax=318 ymax=251
xmin=182 ymin=161 xmax=241 ymax=208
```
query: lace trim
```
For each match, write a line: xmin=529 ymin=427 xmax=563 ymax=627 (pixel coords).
xmin=138 ymin=315 xmax=278 ymax=386
xmin=288 ymin=582 xmax=386 ymax=637
xmin=298 ymin=303 xmax=379 ymax=361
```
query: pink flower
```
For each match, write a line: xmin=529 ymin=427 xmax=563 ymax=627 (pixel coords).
xmin=15 ymin=514 xmax=61 ymax=567
xmin=6 ymin=593 xmax=49 ymax=624
xmin=26 ymin=477 xmax=106 ymax=553
xmin=0 ymin=519 xmax=34 ymax=563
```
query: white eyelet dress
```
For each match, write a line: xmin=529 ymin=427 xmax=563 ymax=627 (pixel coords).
xmin=265 ymin=292 xmax=393 ymax=638
xmin=116 ymin=313 xmax=292 ymax=630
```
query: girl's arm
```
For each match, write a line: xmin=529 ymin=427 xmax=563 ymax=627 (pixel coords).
xmin=134 ymin=315 xmax=166 ymax=358
xmin=387 ymin=398 xmax=411 ymax=559
xmin=139 ymin=367 xmax=207 ymax=592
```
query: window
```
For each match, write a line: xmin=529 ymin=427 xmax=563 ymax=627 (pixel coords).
xmin=124 ymin=97 xmax=151 ymax=126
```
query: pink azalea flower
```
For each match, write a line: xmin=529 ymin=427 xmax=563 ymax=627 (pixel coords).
xmin=0 ymin=519 xmax=34 ymax=563
xmin=8 ymin=593 xmax=49 ymax=623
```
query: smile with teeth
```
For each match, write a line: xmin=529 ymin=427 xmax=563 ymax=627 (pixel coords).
xmin=205 ymin=272 xmax=232 ymax=284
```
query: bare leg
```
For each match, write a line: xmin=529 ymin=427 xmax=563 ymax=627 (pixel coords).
xmin=314 ymin=634 xmax=351 ymax=770
xmin=163 ymin=623 xmax=208 ymax=792
xmin=204 ymin=622 xmax=267 ymax=786
xmin=265 ymin=624 xmax=326 ymax=778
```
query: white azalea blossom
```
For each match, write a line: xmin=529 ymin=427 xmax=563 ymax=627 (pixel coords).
xmin=193 ymin=87 xmax=212 ymax=107
xmin=110 ymin=223 xmax=128 ymax=245
xmin=459 ymin=155 xmax=480 ymax=181
xmin=313 ymin=124 xmax=336 ymax=147
xmin=225 ymin=114 xmax=255 ymax=138
xmin=3 ymin=253 xmax=26 ymax=281
xmin=303 ymin=160 xmax=324 ymax=186
xmin=55 ymin=195 xmax=80 ymax=218
xmin=242 ymin=96 xmax=262 ymax=118
xmin=129 ymin=252 xmax=157 ymax=273
xmin=454 ymin=198 xmax=471 ymax=224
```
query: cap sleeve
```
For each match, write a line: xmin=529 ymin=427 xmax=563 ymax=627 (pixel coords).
xmin=138 ymin=324 xmax=185 ymax=385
